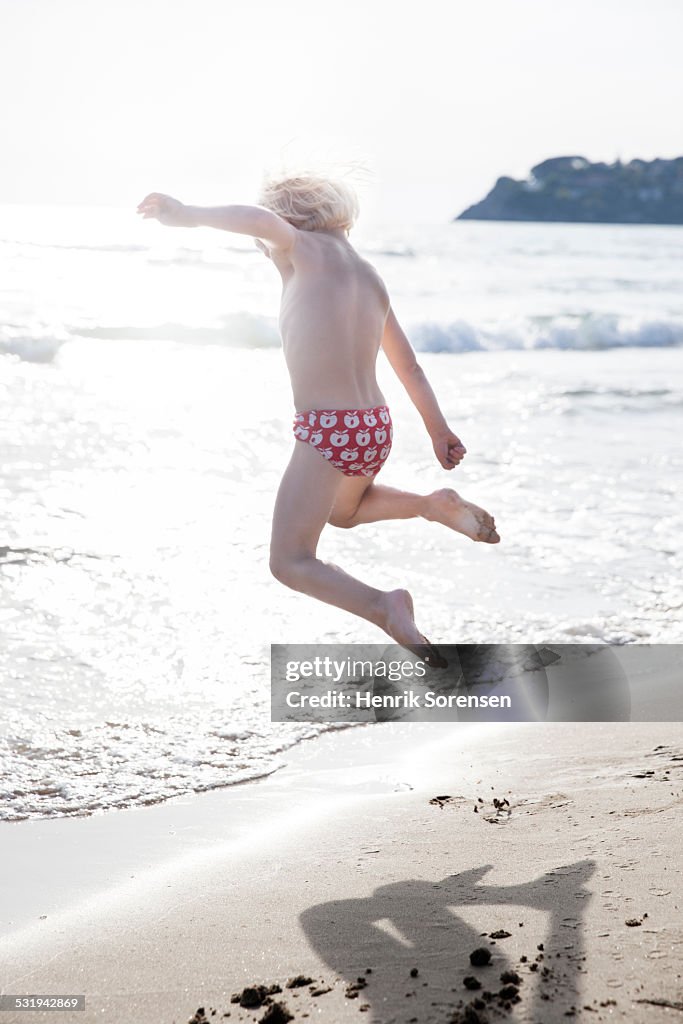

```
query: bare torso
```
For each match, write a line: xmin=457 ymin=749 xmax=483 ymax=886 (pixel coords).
xmin=267 ymin=229 xmax=391 ymax=412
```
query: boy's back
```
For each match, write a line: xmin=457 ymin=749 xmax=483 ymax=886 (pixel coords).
xmin=271 ymin=229 xmax=391 ymax=411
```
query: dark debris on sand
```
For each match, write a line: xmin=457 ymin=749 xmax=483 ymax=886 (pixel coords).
xmin=195 ymin=940 xmax=603 ymax=1024
xmin=477 ymin=795 xmax=512 ymax=825
xmin=258 ymin=1002 xmax=293 ymax=1024
xmin=451 ymin=972 xmax=524 ymax=1023
xmin=345 ymin=976 xmax=368 ymax=999
xmin=449 ymin=938 xmax=592 ymax=1024
xmin=188 ymin=1008 xmax=225 ymax=1023
xmin=285 ymin=975 xmax=314 ymax=988
xmin=188 ymin=1009 xmax=209 ymax=1024
xmin=187 ymin=1009 xmax=226 ymax=1023
xmin=205 ymin=973 xmax=340 ymax=1022
xmin=636 ymin=998 xmax=683 ymax=1011
xmin=430 ymin=795 xmax=455 ymax=808
xmin=450 ymin=999 xmax=488 ymax=1024
xmin=230 ymin=984 xmax=282 ymax=1009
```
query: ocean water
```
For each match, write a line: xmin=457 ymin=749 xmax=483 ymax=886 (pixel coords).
xmin=1 ymin=205 xmax=682 ymax=821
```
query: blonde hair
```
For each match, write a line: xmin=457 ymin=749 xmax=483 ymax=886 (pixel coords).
xmin=257 ymin=171 xmax=361 ymax=233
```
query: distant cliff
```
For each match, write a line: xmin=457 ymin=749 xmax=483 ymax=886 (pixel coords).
xmin=456 ymin=156 xmax=683 ymax=224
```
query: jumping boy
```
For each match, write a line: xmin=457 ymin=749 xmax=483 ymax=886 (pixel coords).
xmin=137 ymin=173 xmax=499 ymax=663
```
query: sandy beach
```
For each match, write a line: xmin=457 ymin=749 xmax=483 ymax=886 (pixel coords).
xmin=1 ymin=720 xmax=681 ymax=1024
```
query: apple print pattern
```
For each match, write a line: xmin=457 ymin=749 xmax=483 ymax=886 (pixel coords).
xmin=293 ymin=406 xmax=393 ymax=477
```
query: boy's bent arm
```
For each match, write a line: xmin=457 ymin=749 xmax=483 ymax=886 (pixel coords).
xmin=381 ymin=306 xmax=466 ymax=469
xmin=381 ymin=306 xmax=447 ymax=434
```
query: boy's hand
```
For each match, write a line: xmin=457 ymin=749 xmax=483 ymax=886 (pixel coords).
xmin=136 ymin=193 xmax=196 ymax=227
xmin=432 ymin=428 xmax=466 ymax=470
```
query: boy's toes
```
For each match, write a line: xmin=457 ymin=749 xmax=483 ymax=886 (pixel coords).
xmin=418 ymin=636 xmax=449 ymax=669
xmin=476 ymin=511 xmax=498 ymax=542
xmin=485 ymin=524 xmax=501 ymax=543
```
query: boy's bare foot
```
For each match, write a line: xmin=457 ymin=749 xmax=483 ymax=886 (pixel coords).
xmin=424 ymin=488 xmax=500 ymax=543
xmin=379 ymin=589 xmax=448 ymax=668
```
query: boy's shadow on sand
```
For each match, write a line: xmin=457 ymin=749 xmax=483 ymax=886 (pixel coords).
xmin=301 ymin=859 xmax=596 ymax=1023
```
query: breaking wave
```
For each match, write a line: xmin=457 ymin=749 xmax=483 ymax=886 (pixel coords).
xmin=410 ymin=313 xmax=683 ymax=353
xmin=3 ymin=313 xmax=683 ymax=363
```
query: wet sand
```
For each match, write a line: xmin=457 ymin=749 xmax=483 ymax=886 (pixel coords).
xmin=1 ymin=721 xmax=681 ymax=1024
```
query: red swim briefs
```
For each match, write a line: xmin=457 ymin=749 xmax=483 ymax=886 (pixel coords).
xmin=293 ymin=406 xmax=393 ymax=478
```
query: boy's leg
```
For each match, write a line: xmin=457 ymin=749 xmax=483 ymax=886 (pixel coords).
xmin=270 ymin=443 xmax=437 ymax=652
xmin=329 ymin=479 xmax=500 ymax=543
xmin=329 ymin=480 xmax=428 ymax=525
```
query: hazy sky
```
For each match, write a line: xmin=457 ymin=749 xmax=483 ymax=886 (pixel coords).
xmin=2 ymin=0 xmax=683 ymax=223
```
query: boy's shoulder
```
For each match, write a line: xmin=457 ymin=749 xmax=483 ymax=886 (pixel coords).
xmin=267 ymin=228 xmax=351 ymax=267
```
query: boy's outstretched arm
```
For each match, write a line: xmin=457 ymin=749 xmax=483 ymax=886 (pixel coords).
xmin=381 ymin=305 xmax=466 ymax=470
xmin=136 ymin=193 xmax=296 ymax=252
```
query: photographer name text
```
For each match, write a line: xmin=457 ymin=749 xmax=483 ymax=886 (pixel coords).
xmin=285 ymin=690 xmax=512 ymax=709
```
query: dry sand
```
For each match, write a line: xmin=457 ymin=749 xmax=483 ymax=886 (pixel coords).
xmin=1 ymin=721 xmax=681 ymax=1024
